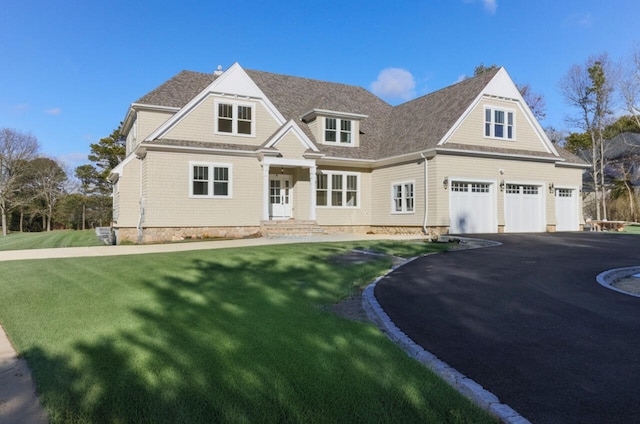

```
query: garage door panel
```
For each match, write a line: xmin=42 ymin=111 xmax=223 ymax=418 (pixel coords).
xmin=555 ymin=188 xmax=579 ymax=231
xmin=449 ymin=181 xmax=496 ymax=234
xmin=505 ymin=184 xmax=545 ymax=233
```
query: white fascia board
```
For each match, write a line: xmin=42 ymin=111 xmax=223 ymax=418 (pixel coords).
xmin=264 ymin=120 xmax=319 ymax=152
xmin=373 ymin=149 xmax=437 ymax=168
xmin=108 ymin=152 xmax=138 ymax=181
xmin=138 ymin=142 xmax=259 ymax=158
xmin=437 ymin=90 xmax=484 ymax=147
xmin=122 ymin=103 xmax=181 ymax=134
xmin=262 ymin=156 xmax=317 ymax=168
xmin=144 ymin=63 xmax=286 ymax=141
xmin=317 ymin=156 xmax=377 ymax=169
xmin=300 ymin=108 xmax=368 ymax=121
xmin=555 ymin=161 xmax=591 ymax=169
xmin=436 ymin=147 xmax=560 ymax=163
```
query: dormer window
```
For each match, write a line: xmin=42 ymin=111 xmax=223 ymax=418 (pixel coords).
xmin=325 ymin=118 xmax=353 ymax=144
xmin=215 ymin=100 xmax=254 ymax=136
xmin=484 ymin=107 xmax=514 ymax=140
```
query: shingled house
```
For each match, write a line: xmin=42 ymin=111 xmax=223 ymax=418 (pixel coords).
xmin=110 ymin=63 xmax=588 ymax=243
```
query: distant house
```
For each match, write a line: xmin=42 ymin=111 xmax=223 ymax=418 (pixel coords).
xmin=110 ymin=63 xmax=588 ymax=243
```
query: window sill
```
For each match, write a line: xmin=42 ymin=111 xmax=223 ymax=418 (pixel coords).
xmin=214 ymin=131 xmax=256 ymax=138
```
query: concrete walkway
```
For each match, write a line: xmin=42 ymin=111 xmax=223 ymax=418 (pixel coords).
xmin=0 ymin=233 xmax=422 ymax=262
xmin=0 ymin=233 xmax=425 ymax=423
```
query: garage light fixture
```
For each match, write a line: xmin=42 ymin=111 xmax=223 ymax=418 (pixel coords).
xmin=442 ymin=177 xmax=448 ymax=189
xmin=499 ymin=179 xmax=505 ymax=191
xmin=548 ymin=182 xmax=555 ymax=194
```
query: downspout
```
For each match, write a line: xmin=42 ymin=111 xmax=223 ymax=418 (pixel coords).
xmin=420 ymin=153 xmax=429 ymax=236
xmin=137 ymin=156 xmax=144 ymax=243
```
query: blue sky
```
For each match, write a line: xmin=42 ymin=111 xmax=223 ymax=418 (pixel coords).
xmin=1 ymin=0 xmax=639 ymax=170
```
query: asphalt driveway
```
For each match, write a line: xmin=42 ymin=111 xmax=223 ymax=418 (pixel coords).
xmin=375 ymin=233 xmax=640 ymax=424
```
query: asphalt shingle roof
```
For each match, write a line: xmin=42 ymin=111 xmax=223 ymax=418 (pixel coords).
xmin=131 ymin=66 xmax=585 ymax=165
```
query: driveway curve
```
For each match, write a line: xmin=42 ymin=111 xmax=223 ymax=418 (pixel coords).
xmin=375 ymin=233 xmax=640 ymax=424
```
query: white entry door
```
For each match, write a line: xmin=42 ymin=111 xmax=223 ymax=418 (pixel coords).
xmin=269 ymin=175 xmax=292 ymax=219
xmin=555 ymin=188 xmax=579 ymax=231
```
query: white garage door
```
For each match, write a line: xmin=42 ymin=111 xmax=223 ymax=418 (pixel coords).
xmin=504 ymin=184 xmax=545 ymax=232
xmin=449 ymin=181 xmax=496 ymax=234
xmin=555 ymin=188 xmax=579 ymax=231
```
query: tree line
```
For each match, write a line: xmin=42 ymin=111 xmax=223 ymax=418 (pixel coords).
xmin=0 ymin=127 xmax=124 ymax=236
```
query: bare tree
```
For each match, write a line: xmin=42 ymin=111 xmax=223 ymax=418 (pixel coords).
xmin=518 ymin=83 xmax=547 ymax=121
xmin=619 ymin=44 xmax=640 ymax=128
xmin=0 ymin=128 xmax=39 ymax=236
xmin=559 ymin=54 xmax=616 ymax=220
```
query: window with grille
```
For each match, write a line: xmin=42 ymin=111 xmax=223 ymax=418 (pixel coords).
xmin=451 ymin=182 xmax=469 ymax=192
xmin=392 ymin=182 xmax=415 ymax=213
xmin=484 ymin=107 xmax=515 ymax=140
xmin=316 ymin=172 xmax=359 ymax=207
xmin=190 ymin=163 xmax=232 ymax=198
xmin=215 ymin=101 xmax=254 ymax=136
xmin=324 ymin=118 xmax=353 ymax=145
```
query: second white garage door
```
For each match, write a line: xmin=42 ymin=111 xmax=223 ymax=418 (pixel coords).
xmin=504 ymin=184 xmax=545 ymax=232
xmin=449 ymin=181 xmax=496 ymax=234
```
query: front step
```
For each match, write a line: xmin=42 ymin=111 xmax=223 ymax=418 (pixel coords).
xmin=260 ymin=220 xmax=328 ymax=238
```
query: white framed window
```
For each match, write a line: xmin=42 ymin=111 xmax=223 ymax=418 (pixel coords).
xmin=506 ymin=184 xmax=538 ymax=195
xmin=189 ymin=162 xmax=232 ymax=198
xmin=484 ymin=107 xmax=515 ymax=140
xmin=324 ymin=117 xmax=353 ymax=145
xmin=557 ymin=188 xmax=572 ymax=197
xmin=316 ymin=171 xmax=359 ymax=207
xmin=215 ymin=100 xmax=255 ymax=136
xmin=392 ymin=181 xmax=415 ymax=213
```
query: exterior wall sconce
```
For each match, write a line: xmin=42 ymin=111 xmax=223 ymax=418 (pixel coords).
xmin=499 ymin=179 xmax=505 ymax=191
xmin=443 ymin=177 xmax=448 ymax=189
xmin=548 ymin=182 xmax=555 ymax=194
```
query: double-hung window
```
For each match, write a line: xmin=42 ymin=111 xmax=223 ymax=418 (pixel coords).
xmin=215 ymin=100 xmax=254 ymax=136
xmin=484 ymin=107 xmax=514 ymax=140
xmin=392 ymin=182 xmax=415 ymax=213
xmin=316 ymin=172 xmax=359 ymax=207
xmin=324 ymin=118 xmax=353 ymax=144
xmin=190 ymin=163 xmax=232 ymax=198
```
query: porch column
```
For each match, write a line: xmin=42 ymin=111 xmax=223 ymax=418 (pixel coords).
xmin=262 ymin=164 xmax=270 ymax=221
xmin=309 ymin=165 xmax=317 ymax=221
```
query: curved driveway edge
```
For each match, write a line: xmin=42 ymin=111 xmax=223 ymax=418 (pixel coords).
xmin=362 ymin=255 xmax=530 ymax=424
xmin=596 ymin=266 xmax=640 ymax=297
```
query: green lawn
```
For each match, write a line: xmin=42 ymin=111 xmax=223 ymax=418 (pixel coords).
xmin=623 ymin=224 xmax=640 ymax=234
xmin=0 ymin=240 xmax=496 ymax=424
xmin=0 ymin=230 xmax=103 ymax=250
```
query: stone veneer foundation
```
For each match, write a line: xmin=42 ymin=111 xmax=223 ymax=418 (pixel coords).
xmin=114 ymin=225 xmax=451 ymax=244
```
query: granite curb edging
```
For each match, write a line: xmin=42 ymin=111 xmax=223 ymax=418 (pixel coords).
xmin=362 ymin=246 xmax=531 ymax=424
xmin=596 ymin=266 xmax=640 ymax=298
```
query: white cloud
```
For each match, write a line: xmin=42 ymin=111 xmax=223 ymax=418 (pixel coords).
xmin=565 ymin=13 xmax=593 ymax=27
xmin=370 ymin=68 xmax=416 ymax=101
xmin=57 ymin=152 xmax=89 ymax=169
xmin=464 ymin=0 xmax=497 ymax=15
xmin=483 ymin=0 xmax=497 ymax=14
xmin=44 ymin=107 xmax=62 ymax=116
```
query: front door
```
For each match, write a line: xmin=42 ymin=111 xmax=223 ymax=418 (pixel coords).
xmin=269 ymin=175 xmax=292 ymax=219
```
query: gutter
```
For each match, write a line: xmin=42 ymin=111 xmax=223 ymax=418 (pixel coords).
xmin=420 ymin=153 xmax=429 ymax=235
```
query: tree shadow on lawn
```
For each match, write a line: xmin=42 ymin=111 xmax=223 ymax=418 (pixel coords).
xmin=23 ymin=245 xmax=489 ymax=423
